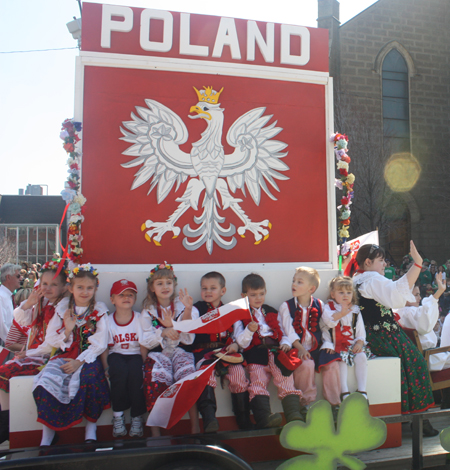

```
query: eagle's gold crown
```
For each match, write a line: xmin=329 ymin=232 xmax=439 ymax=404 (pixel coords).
xmin=193 ymin=86 xmax=224 ymax=105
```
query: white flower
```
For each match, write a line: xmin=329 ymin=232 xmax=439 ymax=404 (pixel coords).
xmin=337 ymin=161 xmax=349 ymax=171
xmin=69 ymin=214 xmax=84 ymax=224
xmin=61 ymin=188 xmax=77 ymax=203
xmin=73 ymin=194 xmax=87 ymax=206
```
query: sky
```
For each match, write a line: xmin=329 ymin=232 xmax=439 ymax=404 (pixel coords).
xmin=0 ymin=0 xmax=377 ymax=196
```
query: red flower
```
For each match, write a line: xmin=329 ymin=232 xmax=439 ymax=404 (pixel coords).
xmin=341 ymin=155 xmax=351 ymax=163
xmin=68 ymin=180 xmax=77 ymax=189
xmin=339 ymin=169 xmax=348 ymax=177
xmin=63 ymin=143 xmax=74 ymax=153
xmin=341 ymin=197 xmax=349 ymax=205
xmin=340 ymin=219 xmax=351 ymax=225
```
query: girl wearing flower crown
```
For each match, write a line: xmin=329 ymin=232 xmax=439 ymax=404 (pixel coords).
xmin=0 ymin=261 xmax=67 ymax=444
xmin=140 ymin=262 xmax=200 ymax=437
xmin=33 ymin=263 xmax=110 ymax=446
xmin=321 ymin=276 xmax=370 ymax=401
xmin=353 ymin=242 xmax=435 ymax=419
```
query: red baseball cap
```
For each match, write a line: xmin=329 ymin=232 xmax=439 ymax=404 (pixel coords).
xmin=110 ymin=279 xmax=138 ymax=296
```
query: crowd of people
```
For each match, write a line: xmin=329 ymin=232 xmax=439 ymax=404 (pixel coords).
xmin=0 ymin=241 xmax=448 ymax=447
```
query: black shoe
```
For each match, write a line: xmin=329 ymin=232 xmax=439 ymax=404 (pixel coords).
xmin=0 ymin=410 xmax=9 ymax=444
xmin=423 ymin=419 xmax=439 ymax=437
xmin=281 ymin=395 xmax=303 ymax=423
xmin=197 ymin=385 xmax=219 ymax=433
xmin=250 ymin=395 xmax=282 ymax=429
xmin=231 ymin=392 xmax=253 ymax=430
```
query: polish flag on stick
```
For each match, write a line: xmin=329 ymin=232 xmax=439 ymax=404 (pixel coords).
xmin=0 ymin=346 xmax=11 ymax=364
xmin=172 ymin=297 xmax=250 ymax=334
xmin=147 ymin=358 xmax=220 ymax=429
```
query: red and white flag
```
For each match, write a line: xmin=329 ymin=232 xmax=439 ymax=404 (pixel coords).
xmin=337 ymin=230 xmax=379 ymax=276
xmin=173 ymin=297 xmax=251 ymax=334
xmin=0 ymin=346 xmax=11 ymax=364
xmin=147 ymin=359 xmax=219 ymax=429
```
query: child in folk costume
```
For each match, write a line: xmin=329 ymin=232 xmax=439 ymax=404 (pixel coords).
xmin=191 ymin=272 xmax=250 ymax=432
xmin=321 ymin=276 xmax=370 ymax=401
xmin=140 ymin=262 xmax=199 ymax=437
xmin=33 ymin=264 xmax=110 ymax=446
xmin=0 ymin=261 xmax=67 ymax=444
xmin=235 ymin=274 xmax=303 ymax=428
xmin=353 ymin=242 xmax=436 ymax=426
xmin=278 ymin=267 xmax=341 ymax=416
xmin=101 ymin=280 xmax=147 ymax=438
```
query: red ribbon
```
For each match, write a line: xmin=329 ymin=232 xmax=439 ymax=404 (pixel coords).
xmin=53 ymin=203 xmax=70 ymax=280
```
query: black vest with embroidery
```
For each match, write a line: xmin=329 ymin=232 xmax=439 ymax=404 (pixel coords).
xmin=356 ymin=288 xmax=399 ymax=333
xmin=286 ymin=297 xmax=323 ymax=351
xmin=190 ymin=301 xmax=231 ymax=348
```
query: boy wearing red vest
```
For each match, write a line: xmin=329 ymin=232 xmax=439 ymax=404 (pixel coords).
xmin=278 ymin=266 xmax=341 ymax=417
xmin=191 ymin=272 xmax=250 ymax=432
xmin=235 ymin=273 xmax=302 ymax=428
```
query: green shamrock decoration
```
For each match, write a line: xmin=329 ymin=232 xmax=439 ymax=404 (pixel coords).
xmin=278 ymin=393 xmax=387 ymax=470
xmin=440 ymin=425 xmax=450 ymax=451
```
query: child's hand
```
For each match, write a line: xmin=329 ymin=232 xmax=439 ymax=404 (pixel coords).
xmin=63 ymin=309 xmax=76 ymax=333
xmin=340 ymin=251 xmax=353 ymax=271
xmin=179 ymin=288 xmax=193 ymax=309
xmin=162 ymin=328 xmax=180 ymax=341
xmin=410 ymin=240 xmax=423 ymax=267
xmin=15 ymin=345 xmax=26 ymax=360
xmin=104 ymin=367 xmax=110 ymax=379
xmin=435 ymin=273 xmax=446 ymax=297
xmin=280 ymin=344 xmax=291 ymax=352
xmin=248 ymin=321 xmax=258 ymax=332
xmin=226 ymin=343 xmax=239 ymax=354
xmin=295 ymin=343 xmax=311 ymax=360
xmin=325 ymin=348 xmax=336 ymax=354
xmin=353 ymin=340 xmax=364 ymax=354
xmin=23 ymin=287 xmax=43 ymax=310
xmin=159 ymin=308 xmax=175 ymax=328
xmin=60 ymin=359 xmax=82 ymax=374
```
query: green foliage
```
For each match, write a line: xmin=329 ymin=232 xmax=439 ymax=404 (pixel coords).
xmin=278 ymin=393 xmax=387 ymax=470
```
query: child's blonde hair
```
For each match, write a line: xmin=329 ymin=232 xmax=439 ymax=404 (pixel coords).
xmin=143 ymin=265 xmax=178 ymax=309
xmin=328 ymin=276 xmax=357 ymax=305
xmin=295 ymin=266 xmax=320 ymax=290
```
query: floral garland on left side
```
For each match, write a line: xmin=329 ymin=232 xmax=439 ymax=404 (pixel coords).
xmin=60 ymin=119 xmax=85 ymax=264
xmin=330 ymin=133 xmax=355 ymax=256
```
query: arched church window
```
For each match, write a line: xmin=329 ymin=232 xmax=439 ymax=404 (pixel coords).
xmin=382 ymin=49 xmax=410 ymax=153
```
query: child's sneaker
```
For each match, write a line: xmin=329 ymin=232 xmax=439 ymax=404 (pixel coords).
xmin=112 ymin=415 xmax=127 ymax=437
xmin=129 ymin=416 xmax=144 ymax=437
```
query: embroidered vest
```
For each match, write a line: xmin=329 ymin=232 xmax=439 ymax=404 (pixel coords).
xmin=356 ymin=288 xmax=399 ymax=333
xmin=192 ymin=301 xmax=232 ymax=347
xmin=28 ymin=303 xmax=56 ymax=350
xmin=286 ymin=297 xmax=322 ymax=352
xmin=241 ymin=304 xmax=282 ymax=351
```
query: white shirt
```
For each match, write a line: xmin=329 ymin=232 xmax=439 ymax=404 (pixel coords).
xmin=235 ymin=306 xmax=290 ymax=349
xmin=107 ymin=311 xmax=143 ymax=355
xmin=0 ymin=284 xmax=14 ymax=342
xmin=394 ymin=296 xmax=439 ymax=350
xmin=353 ymin=271 xmax=415 ymax=308
xmin=140 ymin=297 xmax=199 ymax=351
xmin=321 ymin=300 xmax=366 ymax=351
xmin=278 ymin=298 xmax=324 ymax=351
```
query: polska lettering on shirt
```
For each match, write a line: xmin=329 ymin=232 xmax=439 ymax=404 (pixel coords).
xmin=113 ymin=333 xmax=138 ymax=344
xmin=82 ymin=3 xmax=328 ymax=71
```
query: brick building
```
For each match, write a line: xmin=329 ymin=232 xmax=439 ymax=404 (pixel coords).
xmin=318 ymin=0 xmax=450 ymax=263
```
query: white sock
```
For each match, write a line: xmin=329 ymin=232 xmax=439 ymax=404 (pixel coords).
xmin=354 ymin=353 xmax=368 ymax=392
xmin=85 ymin=421 xmax=97 ymax=441
xmin=40 ymin=425 xmax=55 ymax=446
xmin=339 ymin=361 xmax=349 ymax=394
xmin=113 ymin=411 xmax=124 ymax=418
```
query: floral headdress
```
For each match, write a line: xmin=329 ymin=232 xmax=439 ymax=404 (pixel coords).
xmin=68 ymin=263 xmax=99 ymax=284
xmin=146 ymin=261 xmax=177 ymax=282
xmin=41 ymin=260 xmax=68 ymax=277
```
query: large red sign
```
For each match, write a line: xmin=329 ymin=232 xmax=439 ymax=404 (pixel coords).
xmin=79 ymin=3 xmax=331 ymax=265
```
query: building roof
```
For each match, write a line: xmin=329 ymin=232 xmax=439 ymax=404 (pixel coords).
xmin=0 ymin=195 xmax=66 ymax=225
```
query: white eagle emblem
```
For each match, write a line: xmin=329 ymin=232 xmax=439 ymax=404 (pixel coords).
xmin=120 ymin=86 xmax=289 ymax=254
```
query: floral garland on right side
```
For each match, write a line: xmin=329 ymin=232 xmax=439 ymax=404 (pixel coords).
xmin=330 ymin=133 xmax=355 ymax=258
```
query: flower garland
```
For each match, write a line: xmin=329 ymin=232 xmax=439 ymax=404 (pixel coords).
xmin=60 ymin=119 xmax=85 ymax=264
xmin=147 ymin=261 xmax=177 ymax=282
xmin=330 ymin=133 xmax=355 ymax=256
xmin=68 ymin=263 xmax=99 ymax=279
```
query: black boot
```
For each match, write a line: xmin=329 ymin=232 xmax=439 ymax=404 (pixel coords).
xmin=231 ymin=392 xmax=253 ymax=429
xmin=441 ymin=387 xmax=450 ymax=409
xmin=281 ymin=395 xmax=304 ymax=423
xmin=250 ymin=395 xmax=282 ymax=429
xmin=197 ymin=386 xmax=219 ymax=433
xmin=0 ymin=410 xmax=9 ymax=444
xmin=423 ymin=419 xmax=439 ymax=437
